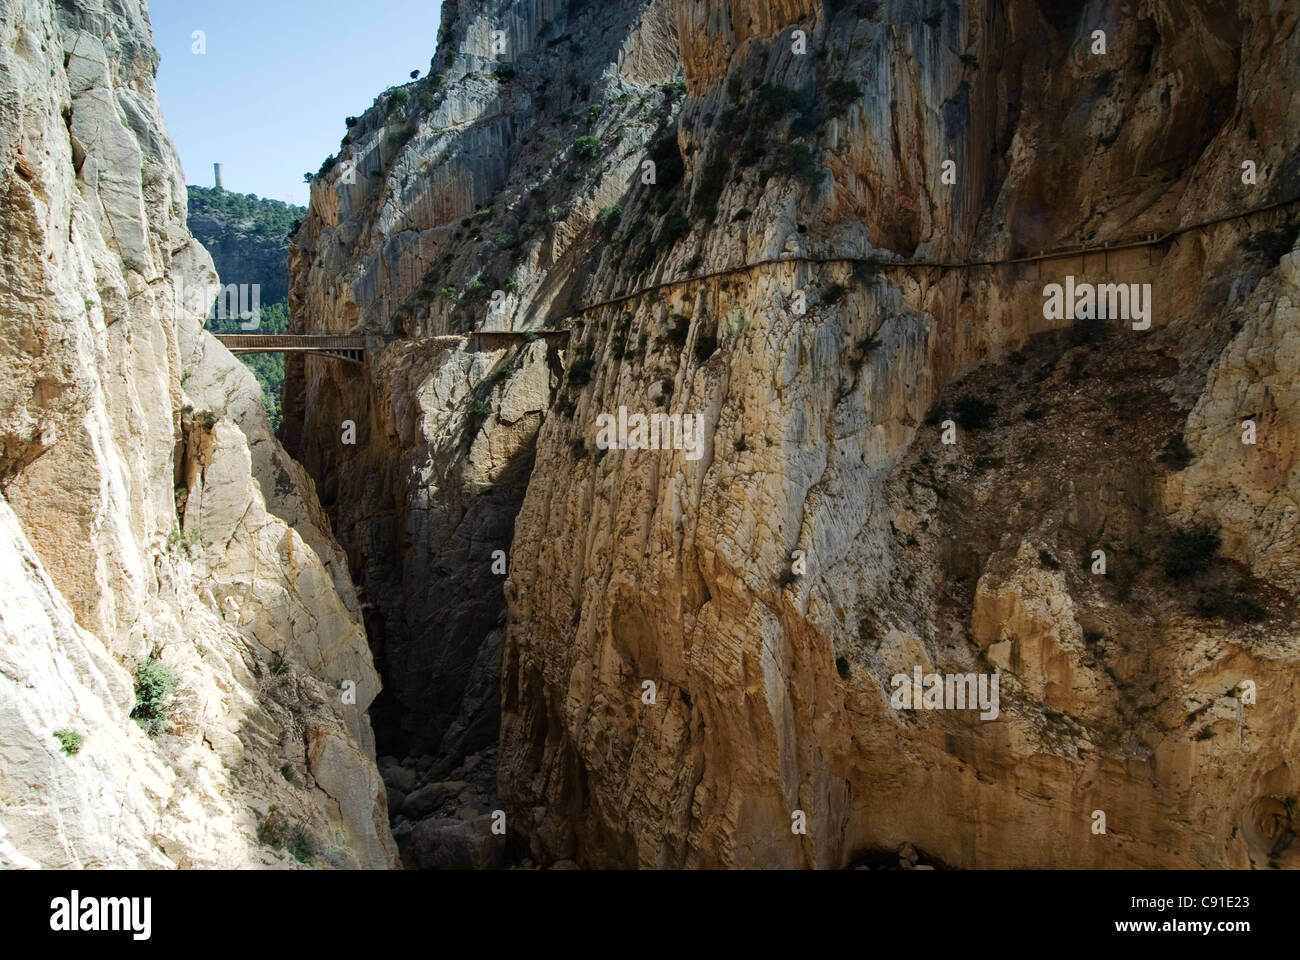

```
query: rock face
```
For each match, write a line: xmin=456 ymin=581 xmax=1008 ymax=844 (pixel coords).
xmin=284 ymin=0 xmax=674 ymax=762
xmin=0 ymin=0 xmax=395 ymax=868
xmin=291 ymin=0 xmax=1300 ymax=868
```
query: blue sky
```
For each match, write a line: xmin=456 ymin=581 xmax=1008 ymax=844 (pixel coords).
xmin=150 ymin=0 xmax=441 ymax=206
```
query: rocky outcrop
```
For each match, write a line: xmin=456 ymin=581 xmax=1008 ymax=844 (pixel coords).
xmin=289 ymin=0 xmax=1300 ymax=869
xmin=0 ymin=0 xmax=394 ymax=867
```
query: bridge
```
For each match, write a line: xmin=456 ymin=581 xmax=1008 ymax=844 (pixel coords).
xmin=214 ymin=330 xmax=572 ymax=365
xmin=215 ymin=334 xmax=369 ymax=365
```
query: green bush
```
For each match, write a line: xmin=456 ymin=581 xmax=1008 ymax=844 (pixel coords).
xmin=257 ymin=805 xmax=318 ymax=864
xmin=658 ymin=213 xmax=690 ymax=247
xmin=186 ymin=187 xmax=304 ymax=241
xmin=494 ymin=64 xmax=517 ymax=81
xmin=826 ymin=78 xmax=862 ymax=110
xmin=386 ymin=126 xmax=414 ymax=150
xmin=386 ymin=88 xmax=411 ymax=116
xmin=287 ymin=826 xmax=318 ymax=864
xmin=130 ymin=655 xmax=180 ymax=738
xmin=771 ymin=142 xmax=824 ymax=183
xmin=1163 ymin=525 xmax=1221 ymax=582
xmin=596 ymin=204 xmax=622 ymax=238
xmin=566 ymin=355 xmax=596 ymax=388
xmin=493 ymin=233 xmax=516 ymax=250
xmin=572 ymin=135 xmax=601 ymax=160
xmin=54 ymin=729 xmax=83 ymax=756
xmin=852 ymin=257 xmax=884 ymax=284
xmin=755 ymin=84 xmax=801 ymax=124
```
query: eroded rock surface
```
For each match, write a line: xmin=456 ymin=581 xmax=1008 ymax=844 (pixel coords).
xmin=0 ymin=0 xmax=395 ymax=868
xmin=289 ymin=0 xmax=1300 ymax=868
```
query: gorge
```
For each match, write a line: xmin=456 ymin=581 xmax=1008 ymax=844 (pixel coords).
xmin=2 ymin=0 xmax=1299 ymax=872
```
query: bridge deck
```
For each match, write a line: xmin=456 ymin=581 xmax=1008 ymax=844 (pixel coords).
xmin=214 ymin=331 xmax=573 ymax=366
xmin=215 ymin=334 xmax=368 ymax=352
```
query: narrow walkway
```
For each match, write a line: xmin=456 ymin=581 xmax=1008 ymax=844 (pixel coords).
xmin=215 ymin=193 xmax=1297 ymax=363
xmin=568 ymin=193 xmax=1300 ymax=316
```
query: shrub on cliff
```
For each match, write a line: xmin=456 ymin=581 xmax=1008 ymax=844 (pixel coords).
xmin=566 ymin=355 xmax=596 ymax=388
xmin=826 ymin=78 xmax=863 ymax=111
xmin=130 ymin=655 xmax=180 ymax=739
xmin=769 ymin=142 xmax=824 ymax=184
xmin=386 ymin=88 xmax=411 ymax=116
xmin=573 ymin=135 xmax=601 ymax=160
xmin=596 ymin=205 xmax=622 ymax=238
xmin=53 ymin=730 xmax=83 ymax=756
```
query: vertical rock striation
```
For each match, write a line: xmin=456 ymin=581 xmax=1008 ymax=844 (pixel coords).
xmin=0 ymin=0 xmax=395 ymax=868
xmin=291 ymin=0 xmax=1300 ymax=868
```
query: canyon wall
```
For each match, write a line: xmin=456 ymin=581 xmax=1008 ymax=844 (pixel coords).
xmin=0 ymin=0 xmax=395 ymax=868
xmin=293 ymin=0 xmax=1299 ymax=868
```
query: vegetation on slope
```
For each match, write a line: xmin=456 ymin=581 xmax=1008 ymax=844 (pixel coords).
xmin=187 ymin=185 xmax=305 ymax=239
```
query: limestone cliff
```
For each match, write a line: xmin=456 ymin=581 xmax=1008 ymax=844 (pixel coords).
xmin=0 ymin=0 xmax=395 ymax=868
xmin=292 ymin=0 xmax=1299 ymax=868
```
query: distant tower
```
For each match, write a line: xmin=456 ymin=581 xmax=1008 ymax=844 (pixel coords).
xmin=213 ymin=163 xmax=224 ymax=192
